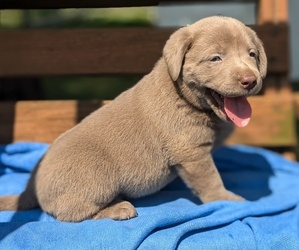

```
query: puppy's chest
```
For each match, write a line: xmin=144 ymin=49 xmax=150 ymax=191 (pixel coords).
xmin=168 ymin=116 xmax=218 ymax=152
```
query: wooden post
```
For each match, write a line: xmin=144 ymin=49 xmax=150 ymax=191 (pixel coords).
xmin=257 ymin=0 xmax=288 ymax=24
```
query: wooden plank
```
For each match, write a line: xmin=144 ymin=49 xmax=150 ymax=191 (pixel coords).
xmin=0 ymin=28 xmax=170 ymax=77
xmin=0 ymin=97 xmax=296 ymax=147
xmin=0 ymin=101 xmax=107 ymax=143
xmin=227 ymin=93 xmax=296 ymax=147
xmin=292 ymin=92 xmax=299 ymax=119
xmin=0 ymin=24 xmax=289 ymax=77
xmin=0 ymin=0 xmax=256 ymax=9
xmin=257 ymin=24 xmax=289 ymax=74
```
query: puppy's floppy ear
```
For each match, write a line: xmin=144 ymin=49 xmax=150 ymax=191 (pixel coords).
xmin=256 ymin=37 xmax=267 ymax=79
xmin=247 ymin=27 xmax=267 ymax=79
xmin=163 ymin=27 xmax=193 ymax=81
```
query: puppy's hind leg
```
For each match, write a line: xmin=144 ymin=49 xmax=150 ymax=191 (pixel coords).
xmin=53 ymin=197 xmax=105 ymax=222
xmin=92 ymin=199 xmax=138 ymax=220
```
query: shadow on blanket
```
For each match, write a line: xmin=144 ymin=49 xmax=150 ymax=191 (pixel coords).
xmin=214 ymin=147 xmax=274 ymax=201
xmin=0 ymin=142 xmax=299 ymax=249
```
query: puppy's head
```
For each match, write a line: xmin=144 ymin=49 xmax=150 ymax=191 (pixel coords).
xmin=163 ymin=16 xmax=267 ymax=127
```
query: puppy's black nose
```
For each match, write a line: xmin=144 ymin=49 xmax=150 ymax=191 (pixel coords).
xmin=239 ymin=75 xmax=257 ymax=90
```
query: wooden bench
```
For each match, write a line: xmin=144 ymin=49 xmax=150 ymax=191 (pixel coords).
xmin=0 ymin=0 xmax=296 ymax=159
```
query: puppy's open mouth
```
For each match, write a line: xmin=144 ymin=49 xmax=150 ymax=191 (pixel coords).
xmin=210 ymin=90 xmax=252 ymax=127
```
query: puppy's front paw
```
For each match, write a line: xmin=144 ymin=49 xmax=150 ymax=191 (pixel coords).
xmin=224 ymin=192 xmax=245 ymax=201
xmin=201 ymin=190 xmax=245 ymax=203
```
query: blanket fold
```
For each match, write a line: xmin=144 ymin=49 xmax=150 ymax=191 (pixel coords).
xmin=0 ymin=142 xmax=299 ymax=249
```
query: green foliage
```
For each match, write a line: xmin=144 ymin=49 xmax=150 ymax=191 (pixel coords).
xmin=42 ymin=76 xmax=141 ymax=100
xmin=0 ymin=8 xmax=154 ymax=29
xmin=0 ymin=10 xmax=24 ymax=28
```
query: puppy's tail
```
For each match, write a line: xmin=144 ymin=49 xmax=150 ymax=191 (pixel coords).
xmin=0 ymin=190 xmax=38 ymax=211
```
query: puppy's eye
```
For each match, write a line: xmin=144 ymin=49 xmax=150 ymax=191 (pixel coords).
xmin=210 ymin=56 xmax=222 ymax=62
xmin=249 ymin=51 xmax=256 ymax=58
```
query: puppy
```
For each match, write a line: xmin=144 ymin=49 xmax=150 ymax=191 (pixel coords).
xmin=0 ymin=16 xmax=267 ymax=222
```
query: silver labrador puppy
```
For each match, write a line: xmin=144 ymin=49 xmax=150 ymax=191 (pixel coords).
xmin=0 ymin=16 xmax=267 ymax=222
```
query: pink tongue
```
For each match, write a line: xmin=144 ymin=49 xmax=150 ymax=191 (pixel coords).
xmin=224 ymin=96 xmax=251 ymax=127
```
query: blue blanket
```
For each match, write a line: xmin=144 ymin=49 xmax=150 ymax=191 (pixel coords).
xmin=0 ymin=142 xmax=299 ymax=249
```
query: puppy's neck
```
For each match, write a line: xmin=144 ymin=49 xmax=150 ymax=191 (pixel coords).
xmin=149 ymin=59 xmax=216 ymax=117
xmin=174 ymin=77 xmax=212 ymax=114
